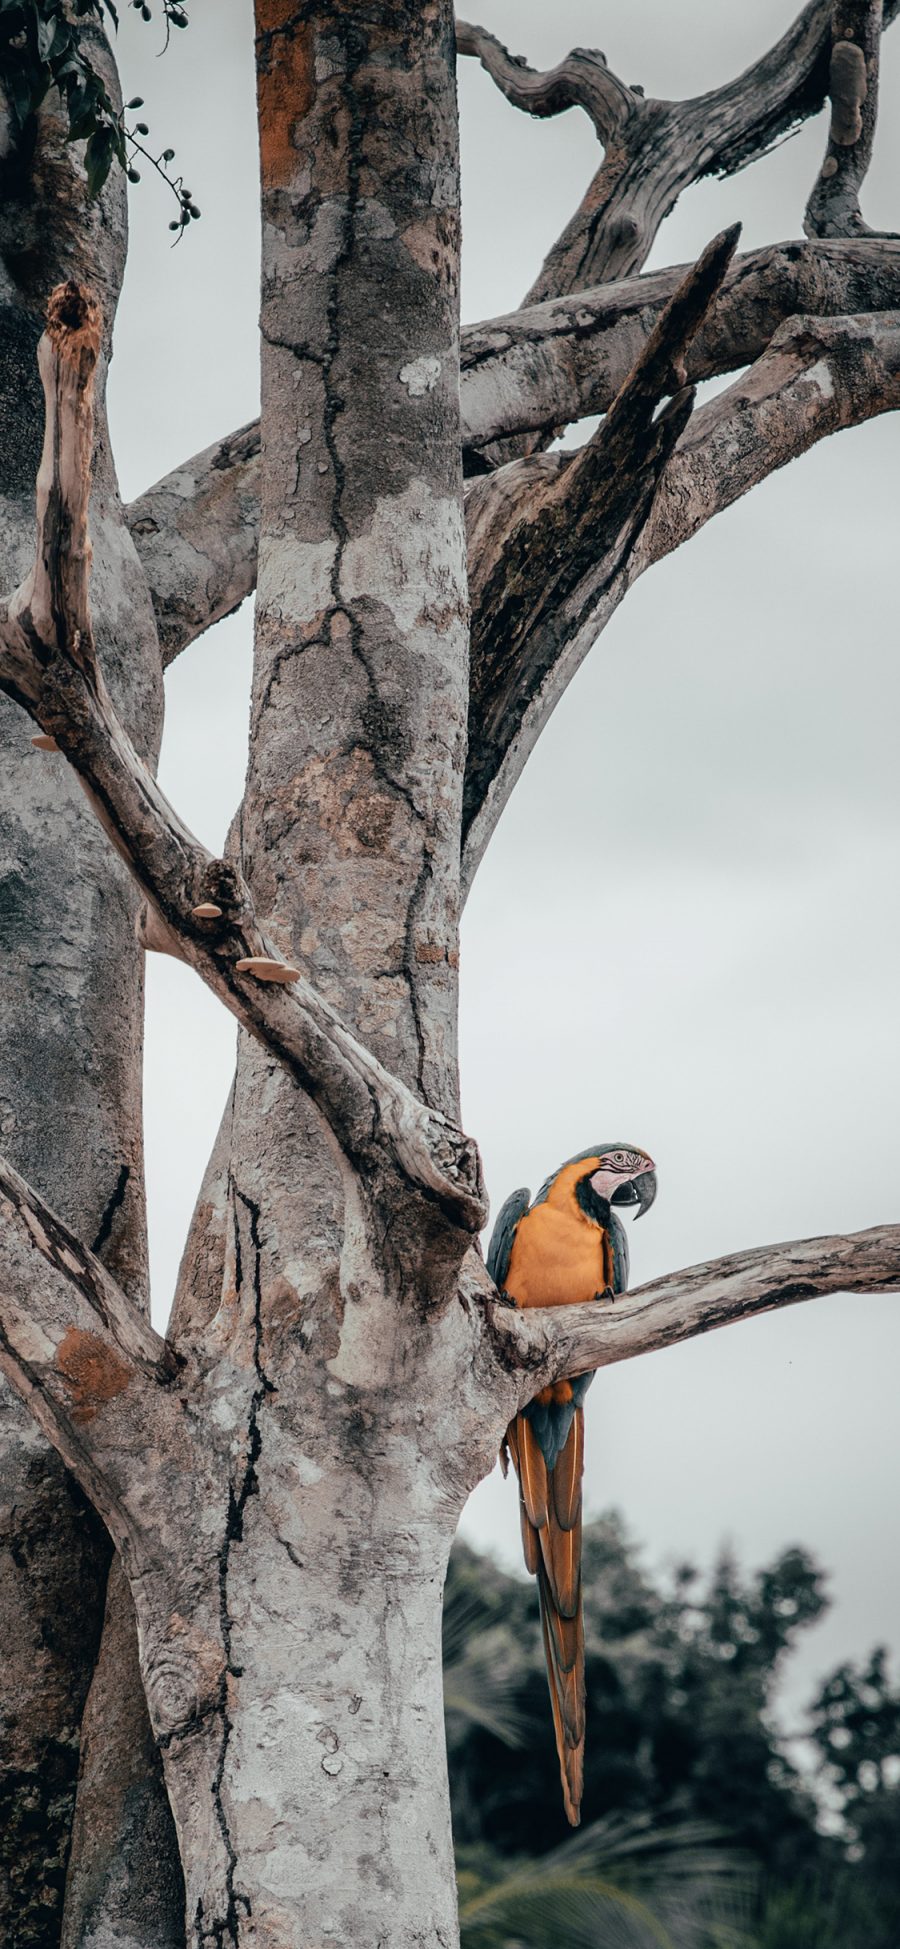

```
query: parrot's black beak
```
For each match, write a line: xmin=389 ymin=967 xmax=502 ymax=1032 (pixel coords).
xmin=610 ymin=1168 xmax=657 ymax=1218
xmin=633 ymin=1168 xmax=657 ymax=1218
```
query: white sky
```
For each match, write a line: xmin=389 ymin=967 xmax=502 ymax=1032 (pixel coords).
xmin=109 ymin=3 xmax=900 ymax=1728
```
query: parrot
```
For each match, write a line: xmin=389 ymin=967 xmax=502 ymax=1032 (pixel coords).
xmin=486 ymin=1144 xmax=657 ymax=1827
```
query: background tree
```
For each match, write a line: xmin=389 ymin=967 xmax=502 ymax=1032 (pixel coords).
xmin=446 ymin=1525 xmax=900 ymax=1949
xmin=1 ymin=4 xmax=899 ymax=1947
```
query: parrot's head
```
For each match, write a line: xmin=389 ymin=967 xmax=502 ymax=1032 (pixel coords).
xmin=584 ymin=1145 xmax=657 ymax=1220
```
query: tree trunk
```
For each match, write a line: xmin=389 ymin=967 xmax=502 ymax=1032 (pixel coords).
xmin=61 ymin=1561 xmax=184 ymax=1949
xmin=175 ymin=10 xmax=477 ymax=1925
xmin=0 ymin=52 xmax=168 ymax=1942
xmin=160 ymin=1452 xmax=460 ymax=1946
xmin=1 ymin=3 xmax=899 ymax=1944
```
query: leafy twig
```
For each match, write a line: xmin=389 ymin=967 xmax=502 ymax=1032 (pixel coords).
xmin=0 ymin=0 xmax=197 ymax=226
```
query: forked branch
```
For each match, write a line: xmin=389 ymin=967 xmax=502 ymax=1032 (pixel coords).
xmin=463 ymin=228 xmax=740 ymax=880
xmin=487 ymin=1224 xmax=900 ymax=1405
xmin=0 ymin=287 xmax=486 ymax=1238
xmin=459 ymin=2 xmax=899 ymax=300
xmin=134 ymin=236 xmax=900 ymax=657
xmin=462 ymin=305 xmax=900 ymax=898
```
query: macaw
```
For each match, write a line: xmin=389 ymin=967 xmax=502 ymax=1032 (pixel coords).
xmin=486 ymin=1144 xmax=657 ymax=1827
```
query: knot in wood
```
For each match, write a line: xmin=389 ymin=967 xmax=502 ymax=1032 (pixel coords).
xmin=146 ymin=1615 xmax=225 ymax=1743
xmin=199 ymin=857 xmax=241 ymax=911
xmin=829 ymin=39 xmax=867 ymax=145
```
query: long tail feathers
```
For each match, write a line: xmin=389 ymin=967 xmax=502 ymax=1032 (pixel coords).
xmin=509 ymin=1405 xmax=586 ymax=1826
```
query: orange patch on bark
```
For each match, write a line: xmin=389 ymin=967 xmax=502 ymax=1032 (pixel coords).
xmin=255 ymin=3 xmax=315 ymax=188
xmin=57 ymin=1327 xmax=132 ymax=1423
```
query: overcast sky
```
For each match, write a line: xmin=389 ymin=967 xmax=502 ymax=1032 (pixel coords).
xmin=109 ymin=2 xmax=900 ymax=1729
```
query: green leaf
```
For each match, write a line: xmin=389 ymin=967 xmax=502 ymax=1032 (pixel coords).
xmin=84 ymin=120 xmax=115 ymax=196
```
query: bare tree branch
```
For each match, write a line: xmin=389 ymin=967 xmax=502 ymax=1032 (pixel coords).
xmin=127 ymin=421 xmax=260 ymax=668
xmin=805 ymin=0 xmax=894 ymax=237
xmin=462 ymin=306 xmax=900 ymax=899
xmin=462 ymin=235 xmax=900 ymax=459
xmin=460 ymin=2 xmax=899 ymax=301
xmin=124 ymin=3 xmax=892 ymax=647
xmin=455 ymin=19 xmax=635 ymax=139
xmin=129 ymin=237 xmax=900 ymax=652
xmin=482 ymin=1224 xmax=900 ymax=1406
xmin=0 ymin=287 xmax=486 ymax=1238
xmin=639 ymin=308 xmax=900 ymax=565
xmin=463 ymin=229 xmax=741 ymax=883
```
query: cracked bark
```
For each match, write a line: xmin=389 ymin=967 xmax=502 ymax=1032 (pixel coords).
xmin=190 ymin=6 xmax=483 ymax=1936
xmin=0 ymin=408 xmax=485 ymax=1234
xmin=0 ymin=42 xmax=176 ymax=1946
xmin=1 ymin=4 xmax=899 ymax=1944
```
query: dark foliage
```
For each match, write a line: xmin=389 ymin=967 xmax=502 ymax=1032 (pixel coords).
xmin=0 ymin=0 xmax=197 ymax=224
xmin=445 ymin=1517 xmax=900 ymax=1947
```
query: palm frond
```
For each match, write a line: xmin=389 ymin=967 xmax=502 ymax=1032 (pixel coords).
xmin=458 ymin=1813 xmax=758 ymax=1949
xmin=443 ymin=1583 xmax=535 ymax=1749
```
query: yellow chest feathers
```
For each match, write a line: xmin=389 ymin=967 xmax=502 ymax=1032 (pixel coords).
xmin=504 ymin=1178 xmax=612 ymax=1309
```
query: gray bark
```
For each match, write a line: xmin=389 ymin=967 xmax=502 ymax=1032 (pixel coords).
xmin=805 ymin=0 xmax=891 ymax=236
xmin=132 ymin=235 xmax=900 ymax=657
xmin=60 ymin=1561 xmax=184 ymax=1949
xmin=128 ymin=424 xmax=260 ymax=670
xmin=0 ymin=44 xmax=171 ymax=1945
xmin=459 ymin=0 xmax=900 ymax=299
xmin=0 ymin=4 xmax=898 ymax=1946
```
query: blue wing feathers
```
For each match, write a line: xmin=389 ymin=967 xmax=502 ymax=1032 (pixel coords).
xmin=609 ymin=1210 xmax=630 ymax=1293
xmin=486 ymin=1186 xmax=531 ymax=1290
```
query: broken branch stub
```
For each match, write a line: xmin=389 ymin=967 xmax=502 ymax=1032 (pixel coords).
xmin=461 ymin=304 xmax=900 ymax=904
xmin=12 ymin=282 xmax=103 ymax=675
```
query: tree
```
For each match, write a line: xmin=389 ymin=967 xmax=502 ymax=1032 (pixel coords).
xmin=445 ymin=1526 xmax=900 ymax=1948
xmin=445 ymin=1523 xmax=823 ymax=1946
xmin=1 ymin=3 xmax=899 ymax=1945
xmin=445 ymin=1523 xmax=827 ymax=1867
